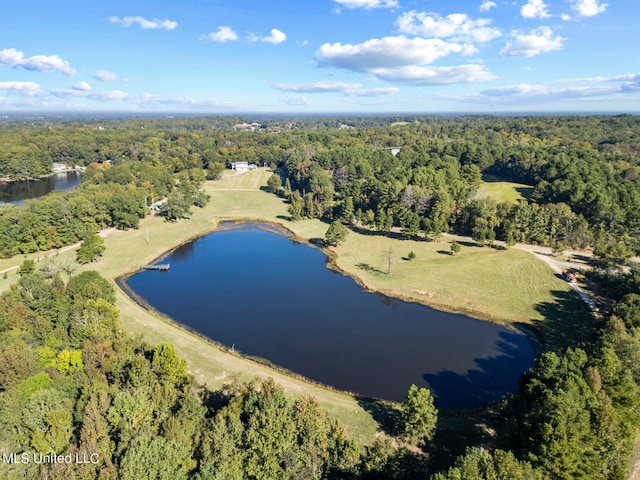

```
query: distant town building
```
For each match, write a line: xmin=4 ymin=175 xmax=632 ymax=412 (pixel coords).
xmin=52 ymin=163 xmax=68 ymax=172
xmin=388 ymin=147 xmax=401 ymax=156
xmin=233 ymin=122 xmax=261 ymax=132
xmin=150 ymin=198 xmax=168 ymax=211
xmin=230 ymin=161 xmax=258 ymax=172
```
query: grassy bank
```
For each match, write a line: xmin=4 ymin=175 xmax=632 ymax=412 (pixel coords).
xmin=0 ymin=168 xmax=588 ymax=440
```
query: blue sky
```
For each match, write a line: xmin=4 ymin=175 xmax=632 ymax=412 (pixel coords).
xmin=0 ymin=0 xmax=637 ymax=113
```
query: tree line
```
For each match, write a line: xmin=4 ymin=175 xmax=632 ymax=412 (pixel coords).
xmin=2 ymin=114 xmax=639 ymax=253
xmin=0 ymin=267 xmax=442 ymax=479
xmin=268 ymin=116 xmax=639 ymax=254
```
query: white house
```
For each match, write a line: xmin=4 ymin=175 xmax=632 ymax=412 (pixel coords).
xmin=231 ymin=161 xmax=257 ymax=172
xmin=150 ymin=198 xmax=168 ymax=211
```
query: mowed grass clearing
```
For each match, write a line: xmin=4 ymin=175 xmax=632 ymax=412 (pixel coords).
xmin=334 ymin=236 xmax=559 ymax=323
xmin=477 ymin=174 xmax=534 ymax=204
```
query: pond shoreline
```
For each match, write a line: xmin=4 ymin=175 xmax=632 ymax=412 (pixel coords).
xmin=118 ymin=218 xmax=537 ymax=407
xmin=114 ymin=221 xmax=399 ymax=405
xmin=118 ymin=217 xmax=546 ymax=353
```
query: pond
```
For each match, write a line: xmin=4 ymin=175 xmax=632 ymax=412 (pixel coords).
xmin=0 ymin=170 xmax=83 ymax=204
xmin=123 ymin=222 xmax=536 ymax=409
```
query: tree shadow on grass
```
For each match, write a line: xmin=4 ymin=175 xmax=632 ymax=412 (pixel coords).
xmin=356 ymin=262 xmax=386 ymax=275
xmin=515 ymin=186 xmax=533 ymax=201
xmin=350 ymin=224 xmax=405 ymax=240
xmin=356 ymin=396 xmax=401 ymax=436
xmin=437 ymin=250 xmax=453 ymax=256
xmin=531 ymin=288 xmax=597 ymax=352
xmin=427 ymin=411 xmax=495 ymax=473
xmin=455 ymin=240 xmax=477 ymax=248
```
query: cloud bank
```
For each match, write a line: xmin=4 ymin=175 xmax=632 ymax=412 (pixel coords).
xmin=0 ymin=48 xmax=76 ymax=75
xmin=109 ymin=16 xmax=178 ymax=30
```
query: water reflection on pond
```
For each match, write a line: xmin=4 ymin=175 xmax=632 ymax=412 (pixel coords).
xmin=0 ymin=171 xmax=83 ymax=204
xmin=124 ymin=222 xmax=535 ymax=408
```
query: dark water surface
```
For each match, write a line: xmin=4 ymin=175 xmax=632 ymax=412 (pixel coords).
xmin=124 ymin=222 xmax=535 ymax=408
xmin=0 ymin=171 xmax=82 ymax=204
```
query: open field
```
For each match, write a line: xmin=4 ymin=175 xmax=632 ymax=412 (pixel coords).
xmin=477 ymin=174 xmax=534 ymax=204
xmin=0 ymin=168 xmax=590 ymax=440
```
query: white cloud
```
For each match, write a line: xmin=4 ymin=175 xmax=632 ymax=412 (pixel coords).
xmin=521 ymin=0 xmax=550 ymax=19
xmin=559 ymin=73 xmax=640 ymax=91
xmin=479 ymin=1 xmax=497 ymax=12
xmin=263 ymin=29 xmax=287 ymax=45
xmin=274 ymin=81 xmax=362 ymax=93
xmin=478 ymin=83 xmax=619 ymax=103
xmin=0 ymin=81 xmax=42 ymax=96
xmin=571 ymin=0 xmax=607 ymax=17
xmin=131 ymin=95 xmax=242 ymax=110
xmin=500 ymin=27 xmax=565 ymax=57
xmin=333 ymin=0 xmax=398 ymax=10
xmin=316 ymin=36 xmax=494 ymax=86
xmin=205 ymin=26 xmax=238 ymax=43
xmin=275 ymin=81 xmax=400 ymax=97
xmin=371 ymin=64 xmax=496 ymax=85
xmin=349 ymin=87 xmax=400 ymax=96
xmin=52 ymin=88 xmax=129 ymax=101
xmin=248 ymin=28 xmax=287 ymax=44
xmin=561 ymin=13 xmax=573 ymax=21
xmin=91 ymin=90 xmax=129 ymax=101
xmin=450 ymin=73 xmax=640 ymax=106
xmin=0 ymin=48 xmax=76 ymax=75
xmin=280 ymin=96 xmax=313 ymax=106
xmin=93 ymin=70 xmax=120 ymax=82
xmin=396 ymin=11 xmax=501 ymax=43
xmin=109 ymin=16 xmax=178 ymax=30
xmin=72 ymin=81 xmax=91 ymax=92
xmin=317 ymin=36 xmax=476 ymax=72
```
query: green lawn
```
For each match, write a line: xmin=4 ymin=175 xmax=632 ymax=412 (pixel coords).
xmin=476 ymin=174 xmax=534 ymax=204
xmin=334 ymin=236 xmax=560 ymax=323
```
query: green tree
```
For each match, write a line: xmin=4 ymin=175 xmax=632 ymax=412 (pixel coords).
xmin=325 ymin=221 xmax=349 ymax=247
xmin=287 ymin=193 xmax=304 ymax=221
xmin=594 ymin=240 xmax=633 ymax=271
xmin=152 ymin=343 xmax=188 ymax=388
xmin=340 ymin=196 xmax=354 ymax=225
xmin=613 ymin=293 xmax=640 ymax=328
xmin=163 ymin=190 xmax=192 ymax=221
xmin=119 ymin=434 xmax=191 ymax=480
xmin=450 ymin=242 xmax=461 ymax=255
xmin=76 ymin=232 xmax=105 ymax=264
xmin=18 ymin=258 xmax=36 ymax=276
xmin=432 ymin=447 xmax=544 ymax=480
xmin=266 ymin=173 xmax=282 ymax=194
xmin=552 ymin=240 xmax=566 ymax=257
xmin=400 ymin=384 xmax=438 ymax=447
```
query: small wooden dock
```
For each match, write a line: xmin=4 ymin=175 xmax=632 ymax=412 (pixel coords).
xmin=142 ymin=264 xmax=170 ymax=271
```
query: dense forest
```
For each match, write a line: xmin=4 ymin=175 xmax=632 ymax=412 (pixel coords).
xmin=1 ymin=115 xmax=639 ymax=258
xmin=1 ymin=115 xmax=640 ymax=478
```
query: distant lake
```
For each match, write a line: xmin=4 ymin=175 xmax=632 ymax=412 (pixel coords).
xmin=0 ymin=171 xmax=82 ymax=204
xmin=123 ymin=222 xmax=536 ymax=409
